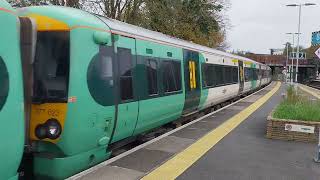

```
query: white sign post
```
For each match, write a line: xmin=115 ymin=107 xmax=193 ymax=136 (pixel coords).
xmin=315 ymin=47 xmax=320 ymax=59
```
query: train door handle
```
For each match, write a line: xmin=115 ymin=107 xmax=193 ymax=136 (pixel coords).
xmin=105 ymin=117 xmax=111 ymax=128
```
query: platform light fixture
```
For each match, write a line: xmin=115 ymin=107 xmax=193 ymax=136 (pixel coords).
xmin=286 ymin=3 xmax=316 ymax=83
xmin=283 ymin=43 xmax=289 ymax=83
xmin=285 ymin=32 xmax=300 ymax=85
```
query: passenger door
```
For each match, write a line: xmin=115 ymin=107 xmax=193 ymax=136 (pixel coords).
xmin=182 ymin=50 xmax=201 ymax=115
xmin=238 ymin=60 xmax=244 ymax=94
xmin=111 ymin=35 xmax=139 ymax=143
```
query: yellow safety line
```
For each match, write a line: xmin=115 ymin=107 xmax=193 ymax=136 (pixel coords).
xmin=142 ymin=82 xmax=281 ymax=180
xmin=299 ymin=84 xmax=320 ymax=99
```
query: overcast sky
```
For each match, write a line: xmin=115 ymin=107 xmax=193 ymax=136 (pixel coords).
xmin=226 ymin=0 xmax=320 ymax=54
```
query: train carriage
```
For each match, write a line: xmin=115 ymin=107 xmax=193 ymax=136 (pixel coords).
xmin=0 ymin=1 xmax=25 ymax=180
xmin=13 ymin=5 xmax=272 ymax=179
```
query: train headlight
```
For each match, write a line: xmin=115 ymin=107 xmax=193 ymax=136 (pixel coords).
xmin=46 ymin=119 xmax=62 ymax=140
xmin=35 ymin=119 xmax=62 ymax=140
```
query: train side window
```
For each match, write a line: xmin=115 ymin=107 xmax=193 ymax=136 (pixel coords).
xmin=225 ymin=66 xmax=233 ymax=84
xmin=215 ymin=65 xmax=224 ymax=86
xmin=202 ymin=64 xmax=208 ymax=87
xmin=232 ymin=67 xmax=238 ymax=83
xmin=118 ymin=48 xmax=134 ymax=101
xmin=87 ymin=46 xmax=114 ymax=106
xmin=254 ymin=69 xmax=258 ymax=80
xmin=172 ymin=61 xmax=182 ymax=91
xmin=244 ymin=67 xmax=250 ymax=82
xmin=146 ymin=59 xmax=158 ymax=95
xmin=202 ymin=63 xmax=214 ymax=88
xmin=208 ymin=65 xmax=215 ymax=87
xmin=258 ymin=69 xmax=262 ymax=79
xmin=0 ymin=57 xmax=9 ymax=111
xmin=163 ymin=60 xmax=181 ymax=93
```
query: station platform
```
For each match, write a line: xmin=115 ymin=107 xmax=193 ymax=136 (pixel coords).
xmin=70 ymin=82 xmax=320 ymax=180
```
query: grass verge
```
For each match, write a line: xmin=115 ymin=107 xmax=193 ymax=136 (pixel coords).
xmin=273 ymin=86 xmax=320 ymax=122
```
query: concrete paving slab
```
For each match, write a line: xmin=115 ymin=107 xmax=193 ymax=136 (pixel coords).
xmin=234 ymin=101 xmax=252 ymax=107
xmin=171 ymin=126 xmax=210 ymax=140
xmin=255 ymin=90 xmax=269 ymax=95
xmin=78 ymin=166 xmax=144 ymax=180
xmin=242 ymin=94 xmax=261 ymax=102
xmin=209 ymin=109 xmax=241 ymax=122
xmin=187 ymin=119 xmax=225 ymax=130
xmin=144 ymin=136 xmax=195 ymax=153
xmin=110 ymin=149 xmax=173 ymax=173
xmin=178 ymin=84 xmax=320 ymax=180
xmin=227 ymin=105 xmax=247 ymax=110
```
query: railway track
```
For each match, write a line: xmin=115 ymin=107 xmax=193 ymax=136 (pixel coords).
xmin=305 ymin=80 xmax=320 ymax=90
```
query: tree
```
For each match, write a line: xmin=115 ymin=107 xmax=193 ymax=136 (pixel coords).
xmin=9 ymin=0 xmax=229 ymax=48
xmin=81 ymin=0 xmax=144 ymax=21
xmin=142 ymin=0 xmax=228 ymax=48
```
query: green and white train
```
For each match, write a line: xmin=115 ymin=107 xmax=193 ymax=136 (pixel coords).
xmin=0 ymin=1 xmax=272 ymax=179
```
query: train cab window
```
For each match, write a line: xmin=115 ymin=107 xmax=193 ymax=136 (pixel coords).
xmin=0 ymin=57 xmax=9 ymax=111
xmin=87 ymin=46 xmax=115 ymax=106
xmin=146 ymin=59 xmax=158 ymax=95
xmin=163 ymin=60 xmax=181 ymax=93
xmin=33 ymin=32 xmax=70 ymax=103
xmin=118 ymin=48 xmax=134 ymax=101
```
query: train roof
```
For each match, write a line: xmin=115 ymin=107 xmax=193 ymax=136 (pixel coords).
xmin=98 ymin=16 xmax=259 ymax=64
xmin=17 ymin=5 xmax=267 ymax=67
xmin=17 ymin=6 xmax=108 ymax=30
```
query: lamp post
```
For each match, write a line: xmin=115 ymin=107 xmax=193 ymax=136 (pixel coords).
xmin=287 ymin=3 xmax=316 ymax=83
xmin=283 ymin=43 xmax=289 ymax=83
xmin=286 ymin=32 xmax=300 ymax=85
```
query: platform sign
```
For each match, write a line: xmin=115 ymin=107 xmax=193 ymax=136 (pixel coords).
xmin=285 ymin=124 xmax=315 ymax=134
xmin=290 ymin=52 xmax=306 ymax=59
xmin=315 ymin=47 xmax=320 ymax=59
xmin=312 ymin=31 xmax=320 ymax=46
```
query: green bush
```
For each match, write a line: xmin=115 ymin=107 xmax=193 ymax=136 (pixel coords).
xmin=273 ymin=86 xmax=320 ymax=122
